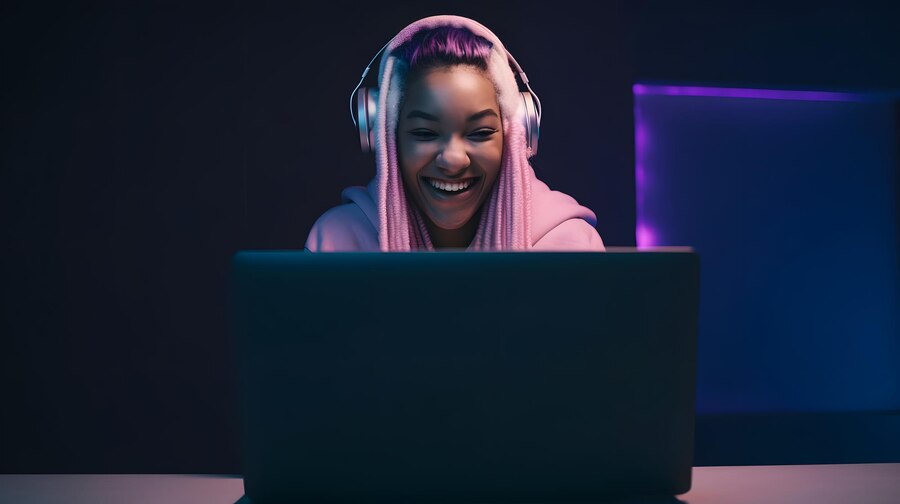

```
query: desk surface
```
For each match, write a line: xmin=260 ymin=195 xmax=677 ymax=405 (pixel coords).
xmin=2 ymin=464 xmax=899 ymax=504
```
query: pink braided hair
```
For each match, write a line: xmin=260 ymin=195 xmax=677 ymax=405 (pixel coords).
xmin=373 ymin=15 xmax=534 ymax=251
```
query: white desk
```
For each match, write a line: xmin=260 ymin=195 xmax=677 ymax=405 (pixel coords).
xmin=1 ymin=464 xmax=899 ymax=503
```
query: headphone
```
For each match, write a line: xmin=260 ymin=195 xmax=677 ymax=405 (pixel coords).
xmin=349 ymin=17 xmax=543 ymax=156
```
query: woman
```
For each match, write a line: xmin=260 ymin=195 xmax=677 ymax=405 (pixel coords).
xmin=305 ymin=15 xmax=605 ymax=252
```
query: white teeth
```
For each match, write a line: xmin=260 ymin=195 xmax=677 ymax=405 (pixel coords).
xmin=427 ymin=177 xmax=475 ymax=192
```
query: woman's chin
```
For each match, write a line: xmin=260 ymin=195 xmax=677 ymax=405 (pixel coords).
xmin=425 ymin=202 xmax=487 ymax=231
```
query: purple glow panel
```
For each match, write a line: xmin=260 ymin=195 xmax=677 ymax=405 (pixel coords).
xmin=633 ymin=83 xmax=867 ymax=102
xmin=633 ymin=84 xmax=900 ymax=415
xmin=632 ymin=83 xmax=870 ymax=248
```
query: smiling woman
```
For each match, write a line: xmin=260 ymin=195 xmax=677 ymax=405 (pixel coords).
xmin=304 ymin=15 xmax=605 ymax=252
xmin=398 ymin=65 xmax=504 ymax=249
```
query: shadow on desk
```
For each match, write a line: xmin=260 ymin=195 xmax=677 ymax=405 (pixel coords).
xmin=695 ymin=410 xmax=900 ymax=466
xmin=233 ymin=495 xmax=687 ymax=504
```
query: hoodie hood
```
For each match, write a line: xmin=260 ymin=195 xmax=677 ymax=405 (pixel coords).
xmin=308 ymin=14 xmax=603 ymax=252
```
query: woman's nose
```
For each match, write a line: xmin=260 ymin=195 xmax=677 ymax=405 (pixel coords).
xmin=435 ymin=138 xmax=470 ymax=172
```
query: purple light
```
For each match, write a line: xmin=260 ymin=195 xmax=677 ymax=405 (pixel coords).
xmin=632 ymin=83 xmax=866 ymax=102
xmin=635 ymin=163 xmax=646 ymax=191
xmin=635 ymin=123 xmax=648 ymax=152
xmin=633 ymin=97 xmax=648 ymax=247
xmin=635 ymin=224 xmax=657 ymax=248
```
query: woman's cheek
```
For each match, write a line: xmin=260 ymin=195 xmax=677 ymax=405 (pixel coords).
xmin=410 ymin=142 xmax=434 ymax=158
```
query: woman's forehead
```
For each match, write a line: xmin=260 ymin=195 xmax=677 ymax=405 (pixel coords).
xmin=402 ymin=66 xmax=499 ymax=118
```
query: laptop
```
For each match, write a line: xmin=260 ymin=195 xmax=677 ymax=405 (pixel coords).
xmin=228 ymin=248 xmax=700 ymax=503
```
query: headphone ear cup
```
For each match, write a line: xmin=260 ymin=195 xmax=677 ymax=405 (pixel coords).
xmin=357 ymin=87 xmax=380 ymax=153
xmin=520 ymin=91 xmax=540 ymax=156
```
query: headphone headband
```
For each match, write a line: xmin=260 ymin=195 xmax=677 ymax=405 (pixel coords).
xmin=349 ymin=15 xmax=542 ymax=155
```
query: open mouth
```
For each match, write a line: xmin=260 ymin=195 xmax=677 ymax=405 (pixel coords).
xmin=422 ymin=176 xmax=481 ymax=202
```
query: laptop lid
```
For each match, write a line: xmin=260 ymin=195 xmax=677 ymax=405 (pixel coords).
xmin=229 ymin=249 xmax=700 ymax=503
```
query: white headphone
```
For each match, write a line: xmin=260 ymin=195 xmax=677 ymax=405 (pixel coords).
xmin=349 ymin=16 xmax=542 ymax=156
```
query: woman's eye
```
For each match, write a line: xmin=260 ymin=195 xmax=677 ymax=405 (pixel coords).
xmin=470 ymin=129 xmax=497 ymax=140
xmin=410 ymin=130 xmax=437 ymax=140
xmin=409 ymin=129 xmax=497 ymax=141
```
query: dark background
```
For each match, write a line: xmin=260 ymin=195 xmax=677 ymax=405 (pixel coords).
xmin=2 ymin=0 xmax=899 ymax=473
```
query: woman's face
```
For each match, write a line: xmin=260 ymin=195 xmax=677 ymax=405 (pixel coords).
xmin=397 ymin=65 xmax=503 ymax=232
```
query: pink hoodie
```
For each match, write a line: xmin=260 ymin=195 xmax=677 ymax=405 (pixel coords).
xmin=304 ymin=15 xmax=605 ymax=252
xmin=304 ymin=167 xmax=606 ymax=252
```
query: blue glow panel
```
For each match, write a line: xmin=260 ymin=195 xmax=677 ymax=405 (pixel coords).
xmin=635 ymin=86 xmax=900 ymax=414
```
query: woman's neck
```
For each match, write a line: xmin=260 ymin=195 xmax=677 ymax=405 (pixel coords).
xmin=424 ymin=207 xmax=483 ymax=249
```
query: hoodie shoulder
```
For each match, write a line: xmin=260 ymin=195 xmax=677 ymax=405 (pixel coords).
xmin=304 ymin=203 xmax=379 ymax=252
xmin=529 ymin=174 xmax=605 ymax=251
xmin=533 ymin=218 xmax=606 ymax=251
